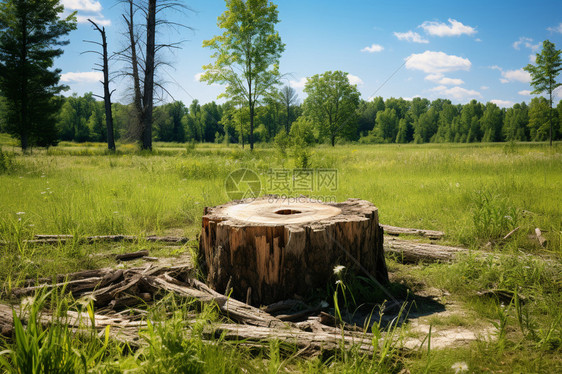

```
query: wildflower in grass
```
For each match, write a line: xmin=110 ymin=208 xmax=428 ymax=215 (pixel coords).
xmin=333 ymin=265 xmax=345 ymax=275
xmin=76 ymin=294 xmax=96 ymax=309
xmin=451 ymin=361 xmax=468 ymax=373
xmin=335 ymin=279 xmax=343 ymax=286
xmin=16 ymin=212 xmax=25 ymax=215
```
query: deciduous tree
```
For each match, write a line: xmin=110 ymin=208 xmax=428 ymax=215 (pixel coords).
xmin=524 ymin=40 xmax=562 ymax=146
xmin=201 ymin=0 xmax=285 ymax=150
xmin=303 ymin=71 xmax=360 ymax=146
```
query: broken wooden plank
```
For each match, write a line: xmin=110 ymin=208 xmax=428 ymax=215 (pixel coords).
xmin=381 ymin=225 xmax=444 ymax=239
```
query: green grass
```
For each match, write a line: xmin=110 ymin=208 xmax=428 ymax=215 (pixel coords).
xmin=1 ymin=138 xmax=561 ymax=372
xmin=2 ymin=141 xmax=561 ymax=251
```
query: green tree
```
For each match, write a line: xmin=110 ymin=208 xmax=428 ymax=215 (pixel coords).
xmin=289 ymin=115 xmax=316 ymax=146
xmin=373 ymin=108 xmax=398 ymax=143
xmin=357 ymin=98 xmax=384 ymax=136
xmin=201 ymin=0 xmax=285 ymax=150
xmin=303 ymin=71 xmax=360 ymax=146
xmin=480 ymin=102 xmax=503 ymax=142
xmin=524 ymin=40 xmax=562 ymax=146
xmin=0 ymin=0 xmax=76 ymax=150
xmin=395 ymin=118 xmax=411 ymax=143
xmin=503 ymin=102 xmax=529 ymax=141
xmin=528 ymin=97 xmax=552 ymax=141
xmin=413 ymin=108 xmax=438 ymax=143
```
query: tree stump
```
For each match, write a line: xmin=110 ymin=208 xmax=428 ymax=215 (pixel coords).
xmin=199 ymin=197 xmax=388 ymax=306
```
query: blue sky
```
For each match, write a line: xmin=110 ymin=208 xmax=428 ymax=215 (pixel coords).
xmin=58 ymin=0 xmax=562 ymax=107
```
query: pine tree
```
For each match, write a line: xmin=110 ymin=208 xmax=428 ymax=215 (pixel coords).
xmin=0 ymin=0 xmax=76 ymax=151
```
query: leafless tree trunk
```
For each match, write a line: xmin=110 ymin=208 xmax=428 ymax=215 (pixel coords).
xmin=280 ymin=85 xmax=297 ymax=133
xmin=119 ymin=0 xmax=190 ymax=151
xmin=122 ymin=0 xmax=143 ymax=144
xmin=87 ymin=19 xmax=115 ymax=152
xmin=141 ymin=0 xmax=157 ymax=151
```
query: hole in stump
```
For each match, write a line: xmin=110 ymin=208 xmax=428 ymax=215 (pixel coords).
xmin=274 ymin=209 xmax=302 ymax=215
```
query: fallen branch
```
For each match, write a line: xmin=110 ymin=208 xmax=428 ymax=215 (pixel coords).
xmin=384 ymin=237 xmax=467 ymax=263
xmin=1 ymin=235 xmax=190 ymax=247
xmin=115 ymin=250 xmax=150 ymax=261
xmin=381 ymin=225 xmax=444 ymax=239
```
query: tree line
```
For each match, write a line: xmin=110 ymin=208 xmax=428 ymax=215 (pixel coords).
xmin=2 ymin=89 xmax=559 ymax=146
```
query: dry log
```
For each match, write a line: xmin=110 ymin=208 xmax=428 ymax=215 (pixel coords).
xmin=206 ymin=323 xmax=374 ymax=354
xmin=199 ymin=197 xmax=388 ymax=306
xmin=115 ymin=250 xmax=149 ymax=261
xmin=0 ymin=303 xmax=14 ymax=336
xmin=0 ymin=235 xmax=190 ymax=247
xmin=381 ymin=225 xmax=444 ymax=239
xmin=144 ymin=274 xmax=286 ymax=328
xmin=384 ymin=237 xmax=467 ymax=263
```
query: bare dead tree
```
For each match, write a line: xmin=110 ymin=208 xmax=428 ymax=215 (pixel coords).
xmin=117 ymin=0 xmax=191 ymax=151
xmin=85 ymin=19 xmax=116 ymax=152
xmin=280 ymin=85 xmax=298 ymax=133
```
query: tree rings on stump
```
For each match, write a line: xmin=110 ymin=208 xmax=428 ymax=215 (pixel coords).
xmin=199 ymin=197 xmax=388 ymax=306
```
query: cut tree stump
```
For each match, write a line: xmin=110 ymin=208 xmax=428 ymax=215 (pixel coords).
xmin=199 ymin=197 xmax=388 ymax=306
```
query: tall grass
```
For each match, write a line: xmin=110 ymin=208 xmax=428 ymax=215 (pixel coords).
xmin=0 ymin=289 xmax=112 ymax=373
xmin=2 ymin=141 xmax=560 ymax=253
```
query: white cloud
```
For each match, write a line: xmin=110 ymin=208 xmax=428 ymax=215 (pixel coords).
xmin=194 ymin=72 xmax=203 ymax=82
xmin=61 ymin=71 xmax=103 ymax=83
xmin=361 ymin=44 xmax=384 ymax=53
xmin=76 ymin=15 xmax=110 ymax=26
xmin=480 ymin=86 xmax=489 ymax=90
xmin=518 ymin=90 xmax=532 ymax=96
xmin=430 ymin=85 xmax=481 ymax=101
xmin=439 ymin=77 xmax=464 ymax=85
xmin=289 ymin=77 xmax=308 ymax=89
xmin=393 ymin=31 xmax=429 ymax=44
xmin=513 ymin=37 xmax=540 ymax=52
xmin=347 ymin=74 xmax=364 ymax=86
xmin=529 ymin=54 xmax=536 ymax=63
xmin=420 ymin=18 xmax=477 ymax=37
xmin=500 ymin=68 xmax=531 ymax=84
xmin=424 ymin=73 xmax=464 ymax=85
xmin=475 ymin=38 xmax=482 ymax=42
xmin=62 ymin=0 xmax=110 ymax=26
xmin=490 ymin=99 xmax=514 ymax=108
xmin=547 ymin=22 xmax=562 ymax=33
xmin=406 ymin=51 xmax=471 ymax=74
xmin=62 ymin=0 xmax=102 ymax=12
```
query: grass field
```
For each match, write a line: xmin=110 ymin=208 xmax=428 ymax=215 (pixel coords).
xmin=1 ymin=137 xmax=561 ymax=372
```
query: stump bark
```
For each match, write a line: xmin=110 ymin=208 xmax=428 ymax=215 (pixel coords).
xmin=199 ymin=197 xmax=388 ymax=306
